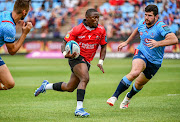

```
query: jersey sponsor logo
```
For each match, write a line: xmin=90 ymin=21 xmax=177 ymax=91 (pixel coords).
xmin=98 ymin=26 xmax=103 ymax=30
xmin=88 ymin=35 xmax=91 ymax=39
xmin=6 ymin=36 xmax=15 ymax=40
xmin=162 ymin=25 xmax=170 ymax=32
xmin=78 ymin=36 xmax=85 ymax=39
xmin=80 ymin=42 xmax=97 ymax=49
xmin=65 ymin=34 xmax=70 ymax=38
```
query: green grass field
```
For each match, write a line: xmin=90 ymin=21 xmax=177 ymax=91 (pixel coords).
xmin=0 ymin=55 xmax=180 ymax=122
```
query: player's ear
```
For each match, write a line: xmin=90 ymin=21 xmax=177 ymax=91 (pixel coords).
xmin=22 ymin=10 xmax=26 ymax=16
xmin=155 ymin=14 xmax=159 ymax=20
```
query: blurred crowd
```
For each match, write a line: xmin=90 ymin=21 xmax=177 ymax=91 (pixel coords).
xmin=0 ymin=0 xmax=88 ymax=38
xmin=98 ymin=0 xmax=180 ymax=39
xmin=0 ymin=0 xmax=180 ymax=39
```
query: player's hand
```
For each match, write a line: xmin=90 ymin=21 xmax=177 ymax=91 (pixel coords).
xmin=118 ymin=41 xmax=128 ymax=51
xmin=22 ymin=22 xmax=33 ymax=35
xmin=146 ymin=39 xmax=159 ymax=49
xmin=65 ymin=51 xmax=77 ymax=59
xmin=97 ymin=64 xmax=104 ymax=73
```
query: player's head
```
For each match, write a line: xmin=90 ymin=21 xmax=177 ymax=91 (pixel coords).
xmin=145 ymin=5 xmax=159 ymax=26
xmin=13 ymin=0 xmax=31 ymax=20
xmin=85 ymin=8 xmax=99 ymax=28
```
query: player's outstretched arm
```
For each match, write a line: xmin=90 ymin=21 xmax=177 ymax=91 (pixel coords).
xmin=6 ymin=22 xmax=33 ymax=55
xmin=97 ymin=44 xmax=107 ymax=73
xmin=147 ymin=33 xmax=178 ymax=49
xmin=118 ymin=28 xmax=139 ymax=51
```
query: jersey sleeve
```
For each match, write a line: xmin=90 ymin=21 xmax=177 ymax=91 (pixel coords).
xmin=100 ymin=27 xmax=107 ymax=45
xmin=3 ymin=23 xmax=15 ymax=43
xmin=64 ymin=26 xmax=78 ymax=42
xmin=157 ymin=22 xmax=172 ymax=37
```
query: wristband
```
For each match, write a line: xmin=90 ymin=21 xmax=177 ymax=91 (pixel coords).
xmin=98 ymin=59 xmax=104 ymax=65
xmin=62 ymin=51 xmax=67 ymax=57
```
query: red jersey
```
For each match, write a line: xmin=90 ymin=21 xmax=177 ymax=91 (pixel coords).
xmin=64 ymin=20 xmax=107 ymax=63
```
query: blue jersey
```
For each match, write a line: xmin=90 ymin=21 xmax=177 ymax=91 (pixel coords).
xmin=137 ymin=20 xmax=172 ymax=64
xmin=0 ymin=11 xmax=16 ymax=47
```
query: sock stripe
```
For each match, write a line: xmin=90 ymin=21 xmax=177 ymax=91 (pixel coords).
xmin=133 ymin=83 xmax=141 ymax=92
xmin=123 ymin=76 xmax=132 ymax=86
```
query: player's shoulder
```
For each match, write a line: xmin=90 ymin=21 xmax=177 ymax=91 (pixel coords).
xmin=155 ymin=20 xmax=166 ymax=27
xmin=71 ymin=23 xmax=84 ymax=33
xmin=97 ymin=24 xmax=105 ymax=30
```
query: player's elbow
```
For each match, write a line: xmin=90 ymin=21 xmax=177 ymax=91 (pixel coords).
xmin=8 ymin=50 xmax=16 ymax=55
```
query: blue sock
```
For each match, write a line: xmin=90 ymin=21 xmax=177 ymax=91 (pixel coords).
xmin=112 ymin=76 xmax=132 ymax=99
xmin=127 ymin=83 xmax=141 ymax=98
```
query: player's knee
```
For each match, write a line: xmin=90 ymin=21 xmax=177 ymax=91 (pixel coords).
xmin=67 ymin=88 xmax=75 ymax=92
xmin=130 ymin=71 xmax=141 ymax=79
xmin=81 ymin=76 xmax=89 ymax=83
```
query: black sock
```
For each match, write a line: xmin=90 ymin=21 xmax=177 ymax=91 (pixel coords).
xmin=77 ymin=89 xmax=85 ymax=101
xmin=53 ymin=82 xmax=63 ymax=91
xmin=127 ymin=83 xmax=141 ymax=98
xmin=112 ymin=76 xmax=132 ymax=99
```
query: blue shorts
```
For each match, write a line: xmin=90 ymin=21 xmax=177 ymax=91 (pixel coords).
xmin=0 ymin=57 xmax=5 ymax=66
xmin=133 ymin=49 xmax=161 ymax=79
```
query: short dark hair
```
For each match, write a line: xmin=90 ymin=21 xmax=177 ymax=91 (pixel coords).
xmin=13 ymin=0 xmax=31 ymax=14
xmin=85 ymin=8 xmax=98 ymax=17
xmin=145 ymin=5 xmax=158 ymax=16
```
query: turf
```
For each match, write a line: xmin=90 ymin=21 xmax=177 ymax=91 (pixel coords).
xmin=0 ymin=55 xmax=180 ymax=122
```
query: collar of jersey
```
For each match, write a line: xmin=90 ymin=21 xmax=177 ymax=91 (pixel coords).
xmin=83 ymin=19 xmax=96 ymax=31
xmin=10 ymin=12 xmax=16 ymax=25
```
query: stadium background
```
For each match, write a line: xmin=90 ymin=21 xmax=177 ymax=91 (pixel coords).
xmin=0 ymin=0 xmax=180 ymax=59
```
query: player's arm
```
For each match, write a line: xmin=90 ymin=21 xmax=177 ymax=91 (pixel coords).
xmin=6 ymin=22 xmax=32 ymax=55
xmin=147 ymin=33 xmax=178 ymax=49
xmin=97 ymin=44 xmax=107 ymax=73
xmin=118 ymin=28 xmax=139 ymax=51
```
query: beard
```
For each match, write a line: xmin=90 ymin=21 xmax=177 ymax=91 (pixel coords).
xmin=146 ymin=18 xmax=155 ymax=26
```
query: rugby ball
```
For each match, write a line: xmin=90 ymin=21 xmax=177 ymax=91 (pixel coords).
xmin=65 ymin=40 xmax=80 ymax=59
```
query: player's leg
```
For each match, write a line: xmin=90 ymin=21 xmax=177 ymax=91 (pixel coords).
xmin=0 ymin=64 xmax=15 ymax=90
xmin=73 ymin=63 xmax=90 ymax=117
xmin=120 ymin=72 xmax=149 ymax=109
xmin=120 ymin=61 xmax=161 ymax=109
xmin=107 ymin=58 xmax=146 ymax=106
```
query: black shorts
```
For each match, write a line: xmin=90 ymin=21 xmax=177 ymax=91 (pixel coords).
xmin=133 ymin=49 xmax=161 ymax=79
xmin=68 ymin=55 xmax=91 ymax=72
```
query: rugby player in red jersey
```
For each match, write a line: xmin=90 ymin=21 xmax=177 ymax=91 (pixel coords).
xmin=34 ymin=8 xmax=107 ymax=117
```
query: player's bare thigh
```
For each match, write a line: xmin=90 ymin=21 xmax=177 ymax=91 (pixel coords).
xmin=61 ymin=73 xmax=80 ymax=92
xmin=134 ymin=72 xmax=150 ymax=90
xmin=126 ymin=58 xmax=146 ymax=81
xmin=73 ymin=63 xmax=89 ymax=89
xmin=0 ymin=64 xmax=15 ymax=89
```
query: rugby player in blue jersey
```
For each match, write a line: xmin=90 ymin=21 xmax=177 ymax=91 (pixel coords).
xmin=0 ymin=0 xmax=32 ymax=90
xmin=107 ymin=4 xmax=178 ymax=109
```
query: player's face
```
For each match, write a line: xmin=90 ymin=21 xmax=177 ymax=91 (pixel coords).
xmin=86 ymin=12 xmax=99 ymax=28
xmin=145 ymin=11 xmax=157 ymax=27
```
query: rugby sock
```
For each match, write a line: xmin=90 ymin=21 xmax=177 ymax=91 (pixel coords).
xmin=112 ymin=76 xmax=132 ymax=99
xmin=77 ymin=89 xmax=85 ymax=109
xmin=45 ymin=83 xmax=53 ymax=90
xmin=127 ymin=83 xmax=142 ymax=98
xmin=53 ymin=82 xmax=64 ymax=91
